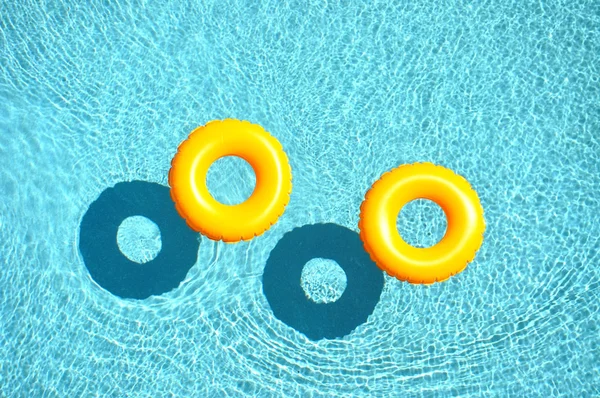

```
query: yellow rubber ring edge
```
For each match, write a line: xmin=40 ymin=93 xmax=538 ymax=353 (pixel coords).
xmin=358 ymin=162 xmax=485 ymax=284
xmin=168 ymin=119 xmax=292 ymax=242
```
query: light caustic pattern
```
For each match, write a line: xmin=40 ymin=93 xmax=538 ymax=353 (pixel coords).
xmin=1 ymin=0 xmax=600 ymax=396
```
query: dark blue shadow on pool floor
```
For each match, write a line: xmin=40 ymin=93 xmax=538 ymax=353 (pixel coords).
xmin=263 ymin=223 xmax=384 ymax=340
xmin=79 ymin=181 xmax=199 ymax=300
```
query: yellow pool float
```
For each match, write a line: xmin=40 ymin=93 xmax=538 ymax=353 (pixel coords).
xmin=358 ymin=163 xmax=485 ymax=284
xmin=169 ymin=119 xmax=292 ymax=242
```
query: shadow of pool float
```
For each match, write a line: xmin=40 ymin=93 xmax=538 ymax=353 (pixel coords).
xmin=79 ymin=181 xmax=199 ymax=299
xmin=262 ymin=223 xmax=384 ymax=340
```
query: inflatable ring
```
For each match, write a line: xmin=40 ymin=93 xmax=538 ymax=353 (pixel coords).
xmin=169 ymin=119 xmax=292 ymax=242
xmin=262 ymin=223 xmax=384 ymax=340
xmin=79 ymin=181 xmax=200 ymax=299
xmin=359 ymin=163 xmax=485 ymax=284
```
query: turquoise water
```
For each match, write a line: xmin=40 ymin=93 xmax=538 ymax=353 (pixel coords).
xmin=1 ymin=0 xmax=599 ymax=396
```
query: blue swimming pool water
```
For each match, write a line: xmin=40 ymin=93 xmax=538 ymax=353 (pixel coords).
xmin=1 ymin=0 xmax=599 ymax=396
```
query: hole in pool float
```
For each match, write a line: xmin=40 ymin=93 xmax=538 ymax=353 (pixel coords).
xmin=117 ymin=216 xmax=162 ymax=264
xmin=262 ymin=223 xmax=384 ymax=340
xmin=206 ymin=156 xmax=256 ymax=205
xmin=396 ymin=199 xmax=447 ymax=248
xmin=300 ymin=258 xmax=347 ymax=304
xmin=79 ymin=181 xmax=200 ymax=300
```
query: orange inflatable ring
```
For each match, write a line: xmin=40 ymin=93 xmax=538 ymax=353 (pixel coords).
xmin=169 ymin=119 xmax=292 ymax=242
xmin=358 ymin=163 xmax=485 ymax=284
